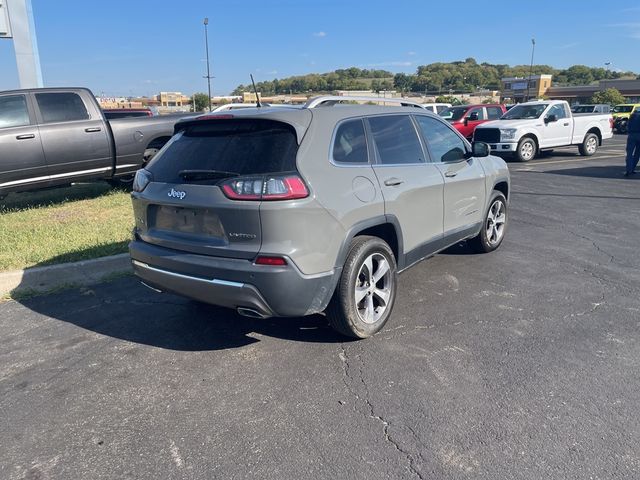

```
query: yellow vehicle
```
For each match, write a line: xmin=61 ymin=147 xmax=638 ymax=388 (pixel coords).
xmin=612 ymin=104 xmax=640 ymax=133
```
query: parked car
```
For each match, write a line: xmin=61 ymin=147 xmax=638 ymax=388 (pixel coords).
xmin=571 ymin=104 xmax=611 ymax=114
xmin=439 ymin=104 xmax=507 ymax=139
xmin=129 ymin=96 xmax=510 ymax=338
xmin=474 ymin=100 xmax=613 ymax=162
xmin=612 ymin=104 xmax=640 ymax=134
xmin=102 ymin=108 xmax=153 ymax=119
xmin=420 ymin=103 xmax=451 ymax=114
xmin=0 ymin=87 xmax=186 ymax=197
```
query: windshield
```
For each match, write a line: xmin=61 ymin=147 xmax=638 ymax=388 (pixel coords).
xmin=571 ymin=105 xmax=594 ymax=114
xmin=439 ymin=106 xmax=467 ymax=121
xmin=612 ymin=105 xmax=633 ymax=113
xmin=501 ymin=104 xmax=548 ymax=120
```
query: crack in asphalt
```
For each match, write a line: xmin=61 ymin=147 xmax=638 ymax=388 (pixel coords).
xmin=339 ymin=344 xmax=425 ymax=480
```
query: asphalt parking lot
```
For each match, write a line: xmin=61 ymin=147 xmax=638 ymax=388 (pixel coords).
xmin=1 ymin=134 xmax=639 ymax=480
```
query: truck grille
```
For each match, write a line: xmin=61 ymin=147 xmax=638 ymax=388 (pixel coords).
xmin=474 ymin=128 xmax=500 ymax=144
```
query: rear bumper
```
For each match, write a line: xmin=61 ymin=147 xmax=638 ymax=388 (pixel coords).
xmin=129 ymin=240 xmax=339 ymax=318
xmin=488 ymin=142 xmax=517 ymax=153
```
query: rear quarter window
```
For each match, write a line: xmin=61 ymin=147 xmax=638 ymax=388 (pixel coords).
xmin=146 ymin=119 xmax=299 ymax=183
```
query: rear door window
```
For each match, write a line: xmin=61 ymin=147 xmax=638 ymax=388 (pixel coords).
xmin=0 ymin=95 xmax=30 ymax=128
xmin=367 ymin=115 xmax=425 ymax=165
xmin=35 ymin=92 xmax=90 ymax=123
xmin=146 ymin=119 xmax=299 ymax=183
xmin=332 ymin=119 xmax=368 ymax=164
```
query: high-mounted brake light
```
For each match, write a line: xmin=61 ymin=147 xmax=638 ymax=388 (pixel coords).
xmin=255 ymin=256 xmax=288 ymax=266
xmin=196 ymin=114 xmax=234 ymax=120
xmin=221 ymin=175 xmax=309 ymax=201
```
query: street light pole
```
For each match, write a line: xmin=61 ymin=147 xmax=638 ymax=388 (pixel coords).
xmin=203 ymin=17 xmax=212 ymax=112
xmin=526 ymin=38 xmax=535 ymax=102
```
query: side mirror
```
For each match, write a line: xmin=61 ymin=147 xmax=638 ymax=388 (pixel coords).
xmin=545 ymin=114 xmax=557 ymax=124
xmin=470 ymin=141 xmax=490 ymax=158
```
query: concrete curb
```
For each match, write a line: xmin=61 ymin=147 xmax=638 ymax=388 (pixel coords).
xmin=0 ymin=253 xmax=132 ymax=298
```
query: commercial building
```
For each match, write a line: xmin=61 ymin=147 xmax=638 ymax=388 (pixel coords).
xmin=546 ymin=78 xmax=640 ymax=104
xmin=500 ymin=75 xmax=553 ymax=103
xmin=158 ymin=91 xmax=190 ymax=107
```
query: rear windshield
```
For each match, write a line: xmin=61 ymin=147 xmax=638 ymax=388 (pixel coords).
xmin=571 ymin=105 xmax=594 ymax=113
xmin=146 ymin=119 xmax=299 ymax=183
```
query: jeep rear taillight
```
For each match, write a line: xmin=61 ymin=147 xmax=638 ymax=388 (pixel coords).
xmin=221 ymin=175 xmax=309 ymax=201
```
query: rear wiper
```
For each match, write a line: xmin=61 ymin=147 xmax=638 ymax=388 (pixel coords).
xmin=178 ymin=169 xmax=240 ymax=181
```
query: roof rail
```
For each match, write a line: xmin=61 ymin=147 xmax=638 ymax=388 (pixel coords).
xmin=303 ymin=95 xmax=424 ymax=109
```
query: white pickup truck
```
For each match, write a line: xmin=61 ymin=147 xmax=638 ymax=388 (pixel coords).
xmin=473 ymin=100 xmax=614 ymax=162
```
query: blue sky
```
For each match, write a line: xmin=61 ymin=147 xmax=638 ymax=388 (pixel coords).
xmin=1 ymin=0 xmax=640 ymax=96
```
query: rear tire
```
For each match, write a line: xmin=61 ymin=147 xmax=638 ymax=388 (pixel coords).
xmin=326 ymin=236 xmax=397 ymax=339
xmin=469 ymin=191 xmax=508 ymax=253
xmin=578 ymin=132 xmax=598 ymax=156
xmin=516 ymin=136 xmax=537 ymax=162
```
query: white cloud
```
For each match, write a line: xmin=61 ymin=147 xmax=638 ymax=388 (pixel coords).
xmin=313 ymin=31 xmax=327 ymax=37
xmin=407 ymin=51 xmax=416 ymax=56
xmin=267 ymin=70 xmax=278 ymax=75
xmin=367 ymin=61 xmax=413 ymax=67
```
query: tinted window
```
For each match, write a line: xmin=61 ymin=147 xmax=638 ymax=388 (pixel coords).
xmin=468 ymin=108 xmax=486 ymax=120
xmin=547 ymin=104 xmax=568 ymax=119
xmin=440 ymin=106 xmax=467 ymax=121
xmin=146 ymin=119 xmax=299 ymax=183
xmin=35 ymin=92 xmax=90 ymax=123
xmin=332 ymin=119 xmax=368 ymax=164
xmin=0 ymin=95 xmax=30 ymax=129
xmin=368 ymin=115 xmax=424 ymax=165
xmin=415 ymin=116 xmax=467 ymax=163
xmin=487 ymin=107 xmax=503 ymax=119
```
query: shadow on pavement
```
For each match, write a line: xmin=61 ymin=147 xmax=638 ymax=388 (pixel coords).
xmin=543 ymin=165 xmax=638 ymax=180
xmin=0 ymin=182 xmax=123 ymax=212
xmin=16 ymin=276 xmax=348 ymax=351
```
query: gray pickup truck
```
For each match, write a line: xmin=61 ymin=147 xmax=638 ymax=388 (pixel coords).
xmin=0 ymin=87 xmax=186 ymax=197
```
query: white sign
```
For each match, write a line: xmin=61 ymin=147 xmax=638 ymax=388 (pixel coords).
xmin=0 ymin=0 xmax=12 ymax=38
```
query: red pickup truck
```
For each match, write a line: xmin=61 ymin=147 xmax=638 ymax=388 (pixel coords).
xmin=439 ymin=104 xmax=507 ymax=139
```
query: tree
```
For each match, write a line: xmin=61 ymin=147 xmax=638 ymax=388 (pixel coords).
xmin=192 ymin=92 xmax=210 ymax=111
xmin=590 ymin=88 xmax=626 ymax=105
xmin=436 ymin=95 xmax=467 ymax=105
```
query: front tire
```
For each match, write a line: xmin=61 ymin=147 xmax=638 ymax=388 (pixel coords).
xmin=469 ymin=191 xmax=508 ymax=253
xmin=578 ymin=132 xmax=598 ymax=156
xmin=516 ymin=136 xmax=537 ymax=162
xmin=326 ymin=236 xmax=397 ymax=338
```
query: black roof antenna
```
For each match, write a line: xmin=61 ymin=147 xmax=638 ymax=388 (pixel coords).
xmin=250 ymin=74 xmax=262 ymax=108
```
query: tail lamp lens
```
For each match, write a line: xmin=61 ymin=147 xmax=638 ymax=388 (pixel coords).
xmin=221 ymin=175 xmax=309 ymax=201
xmin=133 ymin=169 xmax=153 ymax=192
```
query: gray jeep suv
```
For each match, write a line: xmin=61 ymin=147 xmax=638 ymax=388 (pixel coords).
xmin=129 ymin=97 xmax=510 ymax=338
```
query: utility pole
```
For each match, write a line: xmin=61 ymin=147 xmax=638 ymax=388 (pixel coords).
xmin=203 ymin=17 xmax=212 ymax=112
xmin=526 ymin=38 xmax=535 ymax=102
xmin=0 ymin=0 xmax=43 ymax=88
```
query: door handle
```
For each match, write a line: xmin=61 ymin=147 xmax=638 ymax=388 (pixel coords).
xmin=563 ymin=123 xmax=569 ymax=126
xmin=384 ymin=177 xmax=404 ymax=186
xmin=16 ymin=134 xmax=35 ymax=140
xmin=85 ymin=127 xmax=101 ymax=133
xmin=444 ymin=171 xmax=458 ymax=178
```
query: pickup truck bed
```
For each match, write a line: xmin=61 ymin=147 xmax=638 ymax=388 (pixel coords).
xmin=0 ymin=87 xmax=187 ymax=197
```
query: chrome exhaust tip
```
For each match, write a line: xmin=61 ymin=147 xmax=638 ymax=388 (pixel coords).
xmin=237 ymin=307 xmax=267 ymax=319
xmin=140 ymin=281 xmax=162 ymax=293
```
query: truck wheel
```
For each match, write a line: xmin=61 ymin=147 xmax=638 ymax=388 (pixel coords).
xmin=578 ymin=133 xmax=598 ymax=156
xmin=469 ymin=191 xmax=508 ymax=253
xmin=516 ymin=137 xmax=537 ymax=162
xmin=326 ymin=236 xmax=397 ymax=339
xmin=617 ymin=120 xmax=628 ymax=134
xmin=143 ymin=147 xmax=160 ymax=162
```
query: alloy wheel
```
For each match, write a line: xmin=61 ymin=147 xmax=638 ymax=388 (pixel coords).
xmin=486 ymin=199 xmax=506 ymax=246
xmin=354 ymin=253 xmax=393 ymax=324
